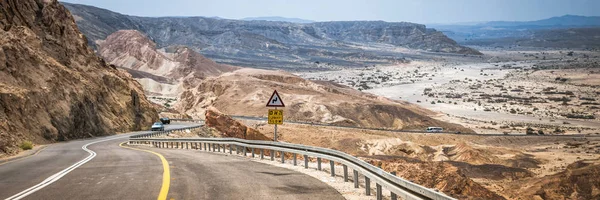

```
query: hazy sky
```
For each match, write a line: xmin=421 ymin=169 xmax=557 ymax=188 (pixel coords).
xmin=60 ymin=0 xmax=600 ymax=24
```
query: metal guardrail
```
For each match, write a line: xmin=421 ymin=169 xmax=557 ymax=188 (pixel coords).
xmin=169 ymin=118 xmax=205 ymax=123
xmin=130 ymin=125 xmax=203 ymax=139
xmin=231 ymin=115 xmax=600 ymax=137
xmin=129 ymin=137 xmax=456 ymax=200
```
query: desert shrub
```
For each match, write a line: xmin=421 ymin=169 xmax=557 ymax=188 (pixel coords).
xmin=563 ymin=114 xmax=595 ymax=119
xmin=538 ymin=130 xmax=545 ymax=135
xmin=20 ymin=141 xmax=33 ymax=150
xmin=526 ymin=127 xmax=536 ymax=135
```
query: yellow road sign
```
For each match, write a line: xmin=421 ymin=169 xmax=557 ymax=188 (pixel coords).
xmin=268 ymin=109 xmax=283 ymax=125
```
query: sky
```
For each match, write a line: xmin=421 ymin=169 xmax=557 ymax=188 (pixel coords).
xmin=60 ymin=0 xmax=600 ymax=24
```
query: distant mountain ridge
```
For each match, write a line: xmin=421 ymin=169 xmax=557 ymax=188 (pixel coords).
xmin=242 ymin=16 xmax=315 ymax=23
xmin=480 ymin=15 xmax=600 ymax=28
xmin=62 ymin=2 xmax=481 ymax=70
xmin=429 ymin=15 xmax=600 ymax=48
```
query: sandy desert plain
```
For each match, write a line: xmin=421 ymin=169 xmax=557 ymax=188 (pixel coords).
xmin=275 ymin=47 xmax=600 ymax=199
xmin=298 ymin=47 xmax=600 ymax=136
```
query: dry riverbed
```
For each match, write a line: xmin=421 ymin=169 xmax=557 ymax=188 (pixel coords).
xmin=297 ymin=50 xmax=600 ymax=135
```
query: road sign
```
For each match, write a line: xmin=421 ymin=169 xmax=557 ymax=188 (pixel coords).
xmin=266 ymin=90 xmax=285 ymax=107
xmin=268 ymin=109 xmax=283 ymax=125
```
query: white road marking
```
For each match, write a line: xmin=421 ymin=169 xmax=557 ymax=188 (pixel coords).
xmin=4 ymin=136 xmax=129 ymax=200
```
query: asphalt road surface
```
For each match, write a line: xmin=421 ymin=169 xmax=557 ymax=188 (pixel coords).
xmin=0 ymin=123 xmax=343 ymax=200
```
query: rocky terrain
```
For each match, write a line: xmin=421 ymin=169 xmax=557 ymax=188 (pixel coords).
xmin=198 ymin=109 xmax=600 ymax=199
xmin=175 ymin=68 xmax=471 ymax=132
xmin=97 ymin=30 xmax=237 ymax=98
xmin=62 ymin=2 xmax=480 ymax=70
xmin=0 ymin=0 xmax=157 ymax=156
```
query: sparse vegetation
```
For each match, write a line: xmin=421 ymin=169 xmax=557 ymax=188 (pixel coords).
xmin=20 ymin=141 xmax=33 ymax=150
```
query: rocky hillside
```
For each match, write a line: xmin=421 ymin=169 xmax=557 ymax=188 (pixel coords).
xmin=63 ymin=2 xmax=481 ymax=70
xmin=0 ymin=0 xmax=157 ymax=156
xmin=176 ymin=68 xmax=472 ymax=132
xmin=97 ymin=30 xmax=237 ymax=97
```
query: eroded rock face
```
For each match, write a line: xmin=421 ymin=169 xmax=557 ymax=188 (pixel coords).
xmin=63 ymin=3 xmax=482 ymax=70
xmin=205 ymin=107 xmax=270 ymax=141
xmin=368 ymin=158 xmax=505 ymax=200
xmin=529 ymin=161 xmax=600 ymax=200
xmin=0 ymin=0 xmax=157 ymax=156
xmin=96 ymin=30 xmax=238 ymax=97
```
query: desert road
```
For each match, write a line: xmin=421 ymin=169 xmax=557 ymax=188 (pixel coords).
xmin=0 ymin=123 xmax=343 ymax=200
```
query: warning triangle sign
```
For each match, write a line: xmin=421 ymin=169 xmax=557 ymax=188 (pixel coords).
xmin=266 ymin=90 xmax=285 ymax=107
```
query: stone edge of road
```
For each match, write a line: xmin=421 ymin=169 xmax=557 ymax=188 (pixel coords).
xmin=0 ymin=145 xmax=49 ymax=167
xmin=119 ymin=142 xmax=171 ymax=200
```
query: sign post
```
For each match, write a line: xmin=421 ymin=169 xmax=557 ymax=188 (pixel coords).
xmin=266 ymin=90 xmax=285 ymax=142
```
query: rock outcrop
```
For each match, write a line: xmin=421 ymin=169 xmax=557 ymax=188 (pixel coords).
xmin=97 ymin=30 xmax=238 ymax=97
xmin=368 ymin=158 xmax=505 ymax=200
xmin=177 ymin=68 xmax=472 ymax=132
xmin=205 ymin=107 xmax=270 ymax=141
xmin=0 ymin=0 xmax=157 ymax=156
xmin=519 ymin=160 xmax=600 ymax=200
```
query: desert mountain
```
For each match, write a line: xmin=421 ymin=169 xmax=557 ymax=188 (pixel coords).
xmin=97 ymin=30 xmax=238 ymax=97
xmin=431 ymin=15 xmax=600 ymax=48
xmin=0 ymin=0 xmax=157 ymax=156
xmin=242 ymin=16 xmax=315 ymax=24
xmin=63 ymin=2 xmax=481 ymax=70
xmin=176 ymin=68 xmax=472 ymax=132
xmin=481 ymin=15 xmax=600 ymax=27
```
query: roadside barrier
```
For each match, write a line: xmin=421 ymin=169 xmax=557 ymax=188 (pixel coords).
xmin=129 ymin=136 xmax=456 ymax=200
xmin=130 ymin=125 xmax=203 ymax=139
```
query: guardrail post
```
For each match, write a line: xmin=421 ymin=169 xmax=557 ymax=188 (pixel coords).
xmin=270 ymin=150 xmax=274 ymax=161
xmin=229 ymin=145 xmax=232 ymax=154
xmin=243 ymin=146 xmax=247 ymax=156
xmin=330 ymin=161 xmax=335 ymax=177
xmin=293 ymin=153 xmax=297 ymax=166
xmin=280 ymin=151 xmax=285 ymax=163
xmin=251 ymin=148 xmax=255 ymax=158
xmin=217 ymin=144 xmax=221 ymax=152
xmin=353 ymin=170 xmax=359 ymax=188
xmin=186 ymin=142 xmax=189 ymax=149
xmin=208 ymin=143 xmax=211 ymax=151
xmin=317 ymin=158 xmax=322 ymax=170
xmin=365 ymin=177 xmax=371 ymax=196
xmin=260 ymin=149 xmax=264 ymax=159
xmin=391 ymin=172 xmax=397 ymax=200
xmin=343 ymin=165 xmax=348 ymax=182
xmin=376 ymin=183 xmax=382 ymax=200
xmin=204 ymin=143 xmax=206 ymax=151
xmin=304 ymin=155 xmax=308 ymax=169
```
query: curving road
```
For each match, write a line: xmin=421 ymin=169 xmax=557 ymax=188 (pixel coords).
xmin=0 ymin=123 xmax=343 ymax=200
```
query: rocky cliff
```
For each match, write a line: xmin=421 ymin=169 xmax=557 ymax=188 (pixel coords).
xmin=97 ymin=30 xmax=238 ymax=97
xmin=0 ymin=0 xmax=157 ymax=156
xmin=63 ymin=3 xmax=482 ymax=70
xmin=205 ymin=107 xmax=270 ymax=141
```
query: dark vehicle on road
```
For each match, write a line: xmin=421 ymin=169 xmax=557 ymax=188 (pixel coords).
xmin=151 ymin=122 xmax=165 ymax=131
xmin=160 ymin=117 xmax=171 ymax=124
